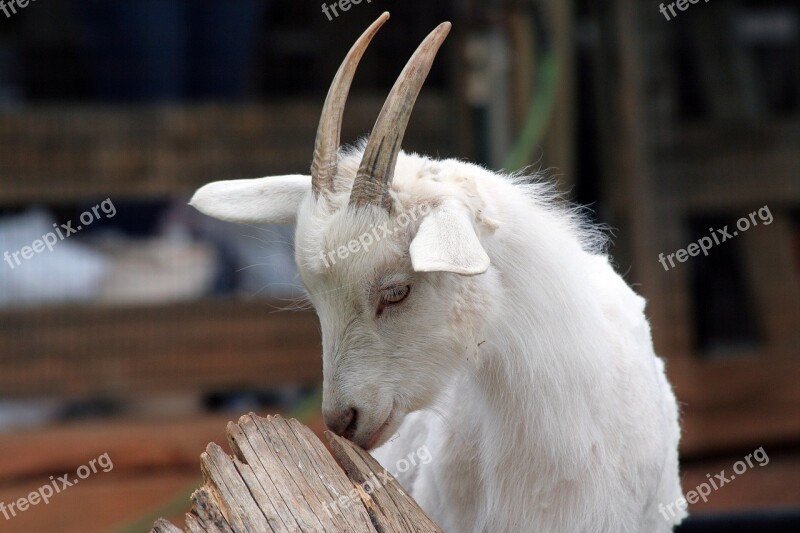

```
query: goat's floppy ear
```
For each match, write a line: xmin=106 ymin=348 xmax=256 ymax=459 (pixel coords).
xmin=189 ymin=174 xmax=310 ymax=224
xmin=409 ymin=206 xmax=490 ymax=275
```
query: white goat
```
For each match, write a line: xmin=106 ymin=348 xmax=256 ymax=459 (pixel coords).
xmin=190 ymin=13 xmax=686 ymax=532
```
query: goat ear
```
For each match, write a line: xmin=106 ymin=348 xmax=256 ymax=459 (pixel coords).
xmin=409 ymin=206 xmax=490 ymax=275
xmin=189 ymin=174 xmax=310 ymax=224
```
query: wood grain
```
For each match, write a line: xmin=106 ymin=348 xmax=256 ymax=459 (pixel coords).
xmin=326 ymin=432 xmax=443 ymax=533
xmin=153 ymin=415 xmax=440 ymax=532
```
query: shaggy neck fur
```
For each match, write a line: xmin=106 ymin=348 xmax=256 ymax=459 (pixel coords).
xmin=357 ymin=152 xmax=681 ymax=532
xmin=437 ymin=171 xmax=617 ymax=531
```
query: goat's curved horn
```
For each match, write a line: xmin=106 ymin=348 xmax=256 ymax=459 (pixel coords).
xmin=311 ymin=12 xmax=390 ymax=198
xmin=349 ymin=21 xmax=451 ymax=210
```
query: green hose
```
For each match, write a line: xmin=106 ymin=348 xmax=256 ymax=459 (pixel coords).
xmin=502 ymin=51 xmax=560 ymax=172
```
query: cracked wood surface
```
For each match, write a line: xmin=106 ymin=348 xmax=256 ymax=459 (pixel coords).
xmin=152 ymin=414 xmax=442 ymax=533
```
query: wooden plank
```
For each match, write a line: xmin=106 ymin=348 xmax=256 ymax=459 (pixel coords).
xmin=228 ymin=417 xmax=316 ymax=531
xmin=258 ymin=416 xmax=358 ymax=531
xmin=284 ymin=418 xmax=373 ymax=532
xmin=226 ymin=420 xmax=303 ymax=532
xmin=739 ymin=213 xmax=800 ymax=350
xmin=189 ymin=487 xmax=235 ymax=533
xmin=0 ymin=300 xmax=321 ymax=398
xmin=154 ymin=415 xmax=438 ymax=532
xmin=0 ymin=471 xmax=198 ymax=533
xmin=326 ymin=431 xmax=443 ymax=533
xmin=668 ymin=355 xmax=800 ymax=457
xmin=659 ymin=122 xmax=800 ymax=211
xmin=201 ymin=443 xmax=275 ymax=532
xmin=680 ymin=448 xmax=800 ymax=513
xmin=0 ymin=414 xmax=232 ymax=486
xmin=153 ymin=519 xmax=185 ymax=533
xmin=0 ymin=96 xmax=453 ymax=204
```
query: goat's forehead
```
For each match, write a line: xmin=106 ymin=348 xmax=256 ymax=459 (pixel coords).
xmin=296 ymin=207 xmax=410 ymax=279
xmin=294 ymin=151 xmax=472 ymax=277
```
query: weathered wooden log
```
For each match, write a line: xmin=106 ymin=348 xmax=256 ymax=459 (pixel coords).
xmin=152 ymin=414 xmax=442 ymax=533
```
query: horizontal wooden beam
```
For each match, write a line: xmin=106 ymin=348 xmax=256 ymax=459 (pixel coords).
xmin=0 ymin=96 xmax=453 ymax=204
xmin=0 ymin=300 xmax=322 ymax=398
xmin=657 ymin=121 xmax=800 ymax=211
xmin=668 ymin=354 xmax=800 ymax=458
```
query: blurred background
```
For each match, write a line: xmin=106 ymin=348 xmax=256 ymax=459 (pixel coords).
xmin=0 ymin=0 xmax=798 ymax=531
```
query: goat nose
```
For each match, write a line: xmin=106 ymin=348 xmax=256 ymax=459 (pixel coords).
xmin=324 ymin=407 xmax=358 ymax=440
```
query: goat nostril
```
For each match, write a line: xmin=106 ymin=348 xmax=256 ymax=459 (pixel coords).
xmin=342 ymin=408 xmax=358 ymax=440
xmin=324 ymin=407 xmax=359 ymax=438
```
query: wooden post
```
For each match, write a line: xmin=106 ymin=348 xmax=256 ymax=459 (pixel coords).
xmin=152 ymin=414 xmax=442 ymax=533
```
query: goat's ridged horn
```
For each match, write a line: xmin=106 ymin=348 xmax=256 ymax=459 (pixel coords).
xmin=311 ymin=12 xmax=390 ymax=198
xmin=350 ymin=21 xmax=451 ymax=210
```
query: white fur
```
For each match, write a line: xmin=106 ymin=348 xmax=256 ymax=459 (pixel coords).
xmin=191 ymin=146 xmax=686 ymax=532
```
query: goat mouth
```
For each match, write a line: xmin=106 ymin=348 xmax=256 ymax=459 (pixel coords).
xmin=364 ymin=405 xmax=396 ymax=450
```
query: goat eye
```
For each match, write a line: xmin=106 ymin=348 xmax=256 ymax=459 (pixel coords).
xmin=379 ymin=285 xmax=410 ymax=307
